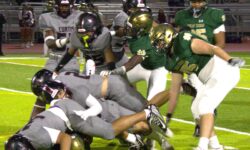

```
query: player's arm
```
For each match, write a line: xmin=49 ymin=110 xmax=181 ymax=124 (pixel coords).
xmin=54 ymin=47 xmax=77 ymax=73
xmin=166 ymin=72 xmax=183 ymax=123
xmin=44 ymin=29 xmax=69 ymax=49
xmin=191 ymin=38 xmax=245 ymax=67
xmin=214 ymin=24 xmax=225 ymax=49
xmin=73 ymin=94 xmax=103 ymax=120
xmin=30 ymin=97 xmax=46 ymax=120
xmin=56 ymin=132 xmax=72 ymax=150
xmin=104 ymin=45 xmax=117 ymax=70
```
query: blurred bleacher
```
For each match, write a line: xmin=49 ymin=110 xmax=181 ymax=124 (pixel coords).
xmin=1 ymin=0 xmax=250 ymax=43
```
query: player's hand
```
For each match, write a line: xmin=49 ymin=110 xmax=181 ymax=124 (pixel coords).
xmin=52 ymin=72 xmax=58 ymax=80
xmin=228 ymin=58 xmax=245 ymax=67
xmin=74 ymin=110 xmax=90 ymax=120
xmin=100 ymin=70 xmax=111 ymax=76
xmin=110 ymin=66 xmax=126 ymax=75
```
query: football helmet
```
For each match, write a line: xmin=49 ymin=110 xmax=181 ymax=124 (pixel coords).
xmin=76 ymin=12 xmax=103 ymax=48
xmin=46 ymin=0 xmax=55 ymax=12
xmin=122 ymin=0 xmax=146 ymax=14
xmin=126 ymin=10 xmax=153 ymax=38
xmin=41 ymin=80 xmax=66 ymax=103
xmin=5 ymin=134 xmax=35 ymax=150
xmin=149 ymin=23 xmax=177 ymax=54
xmin=31 ymin=69 xmax=53 ymax=97
xmin=189 ymin=0 xmax=207 ymax=18
xmin=71 ymin=133 xmax=85 ymax=150
xmin=55 ymin=0 xmax=74 ymax=18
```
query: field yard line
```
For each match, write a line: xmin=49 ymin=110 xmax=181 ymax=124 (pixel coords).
xmin=0 ymin=62 xmax=43 ymax=67
xmin=171 ymin=118 xmax=250 ymax=136
xmin=0 ymin=87 xmax=33 ymax=95
xmin=235 ymin=86 xmax=250 ymax=90
xmin=0 ymin=57 xmax=47 ymax=60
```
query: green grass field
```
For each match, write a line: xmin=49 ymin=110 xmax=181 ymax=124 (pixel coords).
xmin=0 ymin=52 xmax=250 ymax=150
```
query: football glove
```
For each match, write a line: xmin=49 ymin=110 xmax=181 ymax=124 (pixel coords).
xmin=228 ymin=58 xmax=245 ymax=67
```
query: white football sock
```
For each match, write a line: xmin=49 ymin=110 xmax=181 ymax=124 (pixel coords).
xmin=198 ymin=137 xmax=209 ymax=150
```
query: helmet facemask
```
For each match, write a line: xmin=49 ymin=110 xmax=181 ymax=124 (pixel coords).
xmin=56 ymin=0 xmax=73 ymax=18
xmin=189 ymin=0 xmax=207 ymax=18
xmin=149 ymin=24 xmax=176 ymax=54
xmin=76 ymin=12 xmax=103 ymax=48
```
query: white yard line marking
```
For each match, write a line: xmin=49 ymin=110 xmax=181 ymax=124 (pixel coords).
xmin=0 ymin=57 xmax=47 ymax=60
xmin=171 ymin=118 xmax=250 ymax=136
xmin=0 ymin=62 xmax=43 ymax=67
xmin=0 ymin=87 xmax=33 ymax=95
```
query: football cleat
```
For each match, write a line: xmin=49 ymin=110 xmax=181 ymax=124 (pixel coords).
xmin=128 ymin=134 xmax=147 ymax=150
xmin=161 ymin=138 xmax=174 ymax=150
xmin=147 ymin=105 xmax=167 ymax=133
xmin=165 ymin=127 xmax=174 ymax=138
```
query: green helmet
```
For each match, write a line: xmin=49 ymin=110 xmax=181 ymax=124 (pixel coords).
xmin=126 ymin=9 xmax=153 ymax=38
xmin=149 ymin=23 xmax=177 ymax=54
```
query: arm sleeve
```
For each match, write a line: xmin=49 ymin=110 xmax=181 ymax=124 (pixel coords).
xmin=84 ymin=94 xmax=103 ymax=116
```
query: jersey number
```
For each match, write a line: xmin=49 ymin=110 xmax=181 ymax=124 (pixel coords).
xmin=175 ymin=60 xmax=198 ymax=74
xmin=191 ymin=29 xmax=208 ymax=41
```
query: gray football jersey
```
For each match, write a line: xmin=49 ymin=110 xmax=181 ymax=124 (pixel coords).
xmin=39 ymin=11 xmax=82 ymax=54
xmin=69 ymin=27 xmax=111 ymax=73
xmin=111 ymin=11 xmax=129 ymax=66
xmin=55 ymin=99 xmax=115 ymax=140
xmin=18 ymin=107 xmax=68 ymax=149
xmin=55 ymin=72 xmax=146 ymax=112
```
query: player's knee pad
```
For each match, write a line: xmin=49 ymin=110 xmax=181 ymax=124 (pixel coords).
xmin=197 ymin=100 xmax=215 ymax=115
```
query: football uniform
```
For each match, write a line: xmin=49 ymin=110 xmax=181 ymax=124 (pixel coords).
xmin=69 ymin=27 xmax=112 ymax=74
xmin=166 ymin=31 xmax=240 ymax=115
xmin=18 ymin=99 xmax=115 ymax=149
xmin=39 ymin=11 xmax=81 ymax=72
xmin=55 ymin=72 xmax=147 ymax=112
xmin=175 ymin=7 xmax=226 ymax=44
xmin=111 ymin=11 xmax=129 ymax=67
xmin=127 ymin=34 xmax=168 ymax=100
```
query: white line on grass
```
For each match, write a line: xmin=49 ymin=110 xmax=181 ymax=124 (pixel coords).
xmin=0 ymin=62 xmax=43 ymax=67
xmin=171 ymin=118 xmax=250 ymax=136
xmin=0 ymin=87 xmax=33 ymax=95
xmin=0 ymin=57 xmax=47 ymax=60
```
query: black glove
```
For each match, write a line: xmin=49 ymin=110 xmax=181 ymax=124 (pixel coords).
xmin=228 ymin=58 xmax=245 ymax=67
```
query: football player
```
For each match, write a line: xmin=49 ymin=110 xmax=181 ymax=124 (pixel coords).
xmin=174 ymin=0 xmax=226 ymax=137
xmin=6 ymin=79 xmax=167 ymax=150
xmin=39 ymin=0 xmax=81 ymax=73
xmin=101 ymin=10 xmax=168 ymax=101
xmin=109 ymin=0 xmax=148 ymax=68
xmin=150 ymin=23 xmax=244 ymax=150
xmin=54 ymin=11 xmax=116 ymax=75
xmin=31 ymin=0 xmax=82 ymax=119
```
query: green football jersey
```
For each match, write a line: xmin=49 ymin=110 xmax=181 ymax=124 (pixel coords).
xmin=128 ymin=34 xmax=166 ymax=70
xmin=165 ymin=31 xmax=211 ymax=75
xmin=175 ymin=7 xmax=225 ymax=44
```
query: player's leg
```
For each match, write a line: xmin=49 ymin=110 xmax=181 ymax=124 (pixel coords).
xmin=147 ymin=67 xmax=168 ymax=100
